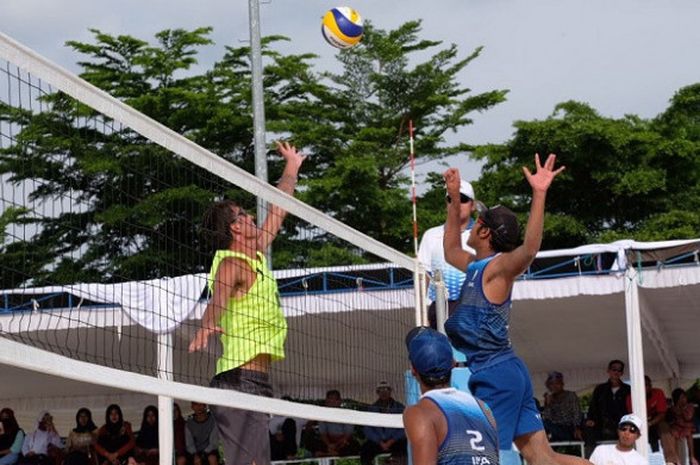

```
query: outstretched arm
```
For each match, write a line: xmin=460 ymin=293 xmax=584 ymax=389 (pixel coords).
xmin=443 ymin=168 xmax=474 ymax=272
xmin=491 ymin=153 xmax=564 ymax=280
xmin=258 ymin=141 xmax=306 ymax=251
xmin=188 ymin=258 xmax=237 ymax=352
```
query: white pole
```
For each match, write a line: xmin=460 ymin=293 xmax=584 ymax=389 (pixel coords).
xmin=624 ymin=266 xmax=648 ymax=457
xmin=434 ymin=269 xmax=447 ymax=334
xmin=414 ymin=261 xmax=425 ymax=326
xmin=158 ymin=333 xmax=174 ymax=465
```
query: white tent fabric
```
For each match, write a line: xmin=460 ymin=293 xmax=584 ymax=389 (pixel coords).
xmin=1 ymin=239 xmax=700 ymax=435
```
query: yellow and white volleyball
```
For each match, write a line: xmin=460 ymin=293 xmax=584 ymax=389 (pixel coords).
xmin=321 ymin=7 xmax=364 ymax=49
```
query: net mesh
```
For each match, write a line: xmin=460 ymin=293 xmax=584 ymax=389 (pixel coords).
xmin=0 ymin=32 xmax=417 ymax=428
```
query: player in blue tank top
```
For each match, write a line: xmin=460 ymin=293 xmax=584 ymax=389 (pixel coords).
xmin=403 ymin=327 xmax=498 ymax=465
xmin=442 ymin=155 xmax=591 ymax=465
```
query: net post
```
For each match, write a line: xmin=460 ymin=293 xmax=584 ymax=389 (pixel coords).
xmin=414 ymin=260 xmax=427 ymax=326
xmin=157 ymin=333 xmax=174 ymax=465
xmin=248 ymin=0 xmax=270 ymax=262
xmin=433 ymin=269 xmax=447 ymax=334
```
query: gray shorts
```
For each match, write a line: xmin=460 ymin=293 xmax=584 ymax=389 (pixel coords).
xmin=210 ymin=368 xmax=273 ymax=465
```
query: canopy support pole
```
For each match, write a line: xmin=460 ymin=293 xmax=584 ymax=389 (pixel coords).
xmin=158 ymin=333 xmax=174 ymax=465
xmin=624 ymin=266 xmax=648 ymax=457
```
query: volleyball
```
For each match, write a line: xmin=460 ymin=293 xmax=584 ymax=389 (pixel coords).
xmin=321 ymin=7 xmax=364 ymax=49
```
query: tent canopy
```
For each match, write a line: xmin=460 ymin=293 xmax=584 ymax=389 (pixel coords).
xmin=1 ymin=239 xmax=699 ymax=432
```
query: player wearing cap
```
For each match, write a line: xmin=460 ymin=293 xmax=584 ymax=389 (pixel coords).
xmin=403 ymin=327 xmax=498 ymax=465
xmin=417 ymin=179 xmax=476 ymax=328
xmin=442 ymin=155 xmax=590 ymax=465
xmin=589 ymin=414 xmax=646 ymax=465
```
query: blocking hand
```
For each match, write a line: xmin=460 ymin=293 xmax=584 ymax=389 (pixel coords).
xmin=522 ymin=153 xmax=565 ymax=193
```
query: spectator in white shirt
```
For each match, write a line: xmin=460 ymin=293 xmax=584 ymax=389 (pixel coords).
xmin=590 ymin=414 xmax=647 ymax=465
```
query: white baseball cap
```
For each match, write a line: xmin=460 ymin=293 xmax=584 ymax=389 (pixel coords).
xmin=459 ymin=180 xmax=475 ymax=200
xmin=618 ymin=414 xmax=643 ymax=433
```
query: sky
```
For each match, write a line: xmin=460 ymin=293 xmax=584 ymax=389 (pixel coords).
xmin=2 ymin=0 xmax=700 ymax=182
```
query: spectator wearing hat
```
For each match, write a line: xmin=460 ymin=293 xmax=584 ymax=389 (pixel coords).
xmin=403 ymin=327 xmax=498 ymax=465
xmin=360 ymin=382 xmax=406 ymax=465
xmin=589 ymin=414 xmax=646 ymax=465
xmin=417 ymin=178 xmax=476 ymax=329
xmin=542 ymin=371 xmax=583 ymax=442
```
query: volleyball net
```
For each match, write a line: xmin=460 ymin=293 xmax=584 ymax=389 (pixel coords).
xmin=0 ymin=31 xmax=420 ymax=427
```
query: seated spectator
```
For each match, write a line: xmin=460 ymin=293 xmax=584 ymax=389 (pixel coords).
xmin=360 ymin=382 xmax=406 ymax=465
xmin=315 ymin=390 xmax=359 ymax=457
xmin=584 ymin=360 xmax=630 ymax=457
xmin=0 ymin=411 xmax=17 ymax=427
xmin=65 ymin=408 xmax=97 ymax=465
xmin=172 ymin=404 xmax=187 ymax=465
xmin=687 ymin=383 xmax=700 ymax=463
xmin=663 ymin=388 xmax=698 ymax=465
xmin=590 ymin=414 xmax=646 ymax=465
xmin=0 ymin=413 xmax=24 ymax=465
xmin=185 ymin=403 xmax=219 ymax=465
xmin=19 ymin=412 xmax=62 ymax=465
xmin=94 ymin=405 xmax=136 ymax=465
xmin=269 ymin=417 xmax=298 ymax=461
xmin=541 ymin=371 xmax=583 ymax=442
xmin=626 ymin=375 xmax=668 ymax=452
xmin=132 ymin=406 xmax=158 ymax=465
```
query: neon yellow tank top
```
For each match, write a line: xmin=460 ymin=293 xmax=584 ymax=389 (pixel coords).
xmin=208 ymin=249 xmax=287 ymax=374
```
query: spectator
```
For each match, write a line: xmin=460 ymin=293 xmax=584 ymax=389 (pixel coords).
xmin=541 ymin=371 xmax=583 ymax=442
xmin=19 ymin=412 xmax=62 ymax=465
xmin=0 ymin=414 xmax=24 ymax=465
xmin=65 ymin=408 xmax=97 ymax=465
xmin=0 ymin=412 xmax=17 ymax=427
xmin=590 ymin=414 xmax=646 ymax=465
xmin=185 ymin=403 xmax=218 ymax=465
xmin=361 ymin=382 xmax=406 ymax=465
xmin=95 ymin=404 xmax=136 ymax=465
xmin=686 ymin=383 xmax=700 ymax=463
xmin=269 ymin=417 xmax=297 ymax=461
xmin=132 ymin=406 xmax=158 ymax=465
xmin=584 ymin=360 xmax=631 ymax=457
xmin=316 ymin=391 xmax=359 ymax=457
xmin=664 ymin=388 xmax=698 ymax=465
xmin=626 ymin=375 xmax=668 ymax=452
xmin=172 ymin=404 xmax=187 ymax=465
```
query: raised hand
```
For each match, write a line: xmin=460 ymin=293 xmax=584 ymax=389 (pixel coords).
xmin=443 ymin=167 xmax=461 ymax=201
xmin=522 ymin=153 xmax=565 ymax=193
xmin=276 ymin=141 xmax=307 ymax=173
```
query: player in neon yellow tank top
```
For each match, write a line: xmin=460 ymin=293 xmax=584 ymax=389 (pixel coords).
xmin=188 ymin=141 xmax=306 ymax=465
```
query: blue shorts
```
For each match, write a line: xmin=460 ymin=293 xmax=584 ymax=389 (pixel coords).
xmin=468 ymin=356 xmax=543 ymax=449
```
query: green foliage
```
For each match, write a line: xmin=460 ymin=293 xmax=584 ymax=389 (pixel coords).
xmin=0 ymin=22 xmax=505 ymax=285
xmin=471 ymin=84 xmax=700 ymax=248
xmin=280 ymin=20 xmax=507 ymax=253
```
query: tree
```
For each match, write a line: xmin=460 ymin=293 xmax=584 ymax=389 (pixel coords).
xmin=0 ymin=28 xmax=319 ymax=286
xmin=0 ymin=21 xmax=505 ymax=286
xmin=471 ymin=84 xmax=700 ymax=249
xmin=277 ymin=21 xmax=507 ymax=259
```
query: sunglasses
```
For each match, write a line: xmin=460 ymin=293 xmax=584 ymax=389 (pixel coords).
xmin=446 ymin=193 xmax=472 ymax=204
xmin=618 ymin=425 xmax=639 ymax=434
xmin=609 ymin=367 xmax=624 ymax=373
